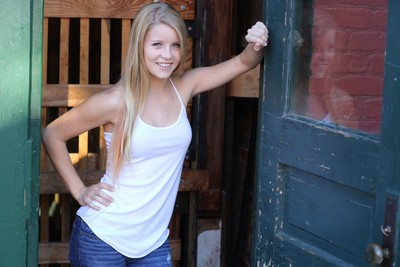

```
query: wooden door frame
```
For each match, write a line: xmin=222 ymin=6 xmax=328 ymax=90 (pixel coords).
xmin=194 ymin=0 xmax=233 ymax=213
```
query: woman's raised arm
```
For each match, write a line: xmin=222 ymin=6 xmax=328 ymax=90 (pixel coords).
xmin=180 ymin=21 xmax=268 ymax=98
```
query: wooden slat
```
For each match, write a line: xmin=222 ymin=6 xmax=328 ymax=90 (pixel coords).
xmin=39 ymin=195 xmax=50 ymax=267
xmin=227 ymin=64 xmax=260 ymax=98
xmin=40 ymin=168 xmax=209 ymax=194
xmin=100 ymin=19 xmax=110 ymax=85
xmin=44 ymin=0 xmax=195 ymax=20
xmin=187 ymin=191 xmax=197 ymax=266
xmin=42 ymin=84 xmax=110 ymax=107
xmin=185 ymin=38 xmax=194 ymax=71
xmin=171 ymin=239 xmax=181 ymax=260
xmin=39 ymin=242 xmax=69 ymax=264
xmin=59 ymin=18 xmax=69 ymax=84
xmin=99 ymin=126 xmax=107 ymax=170
xmin=39 ymin=239 xmax=181 ymax=264
xmin=78 ymin=132 xmax=89 ymax=170
xmin=79 ymin=18 xmax=89 ymax=84
xmin=78 ymin=17 xmax=90 ymax=173
xmin=60 ymin=195 xmax=71 ymax=242
xmin=121 ymin=18 xmax=131 ymax=74
xmin=179 ymin=169 xmax=209 ymax=191
xmin=40 ymin=195 xmax=50 ymax=242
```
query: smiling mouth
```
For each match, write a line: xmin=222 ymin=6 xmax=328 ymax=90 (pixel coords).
xmin=157 ymin=62 xmax=172 ymax=68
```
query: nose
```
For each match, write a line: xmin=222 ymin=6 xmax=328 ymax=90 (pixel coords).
xmin=162 ymin=47 xmax=172 ymax=59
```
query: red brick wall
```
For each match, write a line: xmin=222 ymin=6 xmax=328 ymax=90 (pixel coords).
xmin=307 ymin=0 xmax=388 ymax=133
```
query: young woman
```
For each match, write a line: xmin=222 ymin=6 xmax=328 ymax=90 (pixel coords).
xmin=42 ymin=2 xmax=268 ymax=266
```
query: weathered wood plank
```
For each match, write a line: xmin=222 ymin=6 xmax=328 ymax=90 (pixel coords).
xmin=42 ymin=84 xmax=110 ymax=107
xmin=78 ymin=18 xmax=90 ymax=172
xmin=227 ymin=64 xmax=260 ymax=98
xmin=40 ymin=168 xmax=209 ymax=194
xmin=78 ymin=132 xmax=89 ymax=170
xmin=79 ymin=18 xmax=89 ymax=84
xmin=60 ymin=194 xmax=71 ymax=243
xmin=179 ymin=169 xmax=209 ymax=191
xmin=44 ymin=0 xmax=195 ymax=20
xmin=121 ymin=19 xmax=131 ymax=74
xmin=40 ymin=196 xmax=50 ymax=242
xmin=39 ymin=239 xmax=181 ymax=263
xmin=59 ymin=18 xmax=69 ymax=84
xmin=100 ymin=18 xmax=110 ymax=85
xmin=39 ymin=242 xmax=69 ymax=264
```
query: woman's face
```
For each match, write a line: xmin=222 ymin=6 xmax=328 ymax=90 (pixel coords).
xmin=311 ymin=29 xmax=336 ymax=78
xmin=143 ymin=23 xmax=181 ymax=80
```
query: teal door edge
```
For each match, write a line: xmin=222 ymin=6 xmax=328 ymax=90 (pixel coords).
xmin=27 ymin=0 xmax=43 ymax=266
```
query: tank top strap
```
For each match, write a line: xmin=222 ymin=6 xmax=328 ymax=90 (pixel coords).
xmin=169 ymin=78 xmax=185 ymax=108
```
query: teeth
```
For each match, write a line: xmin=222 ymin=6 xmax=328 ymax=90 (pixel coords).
xmin=158 ymin=63 xmax=171 ymax=67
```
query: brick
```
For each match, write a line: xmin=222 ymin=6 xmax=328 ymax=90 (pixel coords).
xmin=330 ymin=8 xmax=372 ymax=29
xmin=373 ymin=10 xmax=388 ymax=30
xmin=338 ymin=53 xmax=369 ymax=74
xmin=367 ymin=54 xmax=385 ymax=74
xmin=336 ymin=76 xmax=383 ymax=95
xmin=348 ymin=31 xmax=386 ymax=52
xmin=360 ymin=97 xmax=382 ymax=119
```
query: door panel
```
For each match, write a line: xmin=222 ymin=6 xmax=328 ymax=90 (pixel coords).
xmin=253 ymin=0 xmax=399 ymax=266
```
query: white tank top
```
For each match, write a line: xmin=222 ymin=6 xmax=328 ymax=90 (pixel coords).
xmin=76 ymin=79 xmax=192 ymax=257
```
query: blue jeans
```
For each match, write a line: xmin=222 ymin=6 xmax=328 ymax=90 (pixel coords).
xmin=69 ymin=216 xmax=172 ymax=267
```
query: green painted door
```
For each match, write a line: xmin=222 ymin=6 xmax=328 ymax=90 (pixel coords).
xmin=253 ymin=0 xmax=400 ymax=266
xmin=0 ymin=0 xmax=43 ymax=266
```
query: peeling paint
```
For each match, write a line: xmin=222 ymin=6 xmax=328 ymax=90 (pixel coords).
xmin=317 ymin=164 xmax=330 ymax=170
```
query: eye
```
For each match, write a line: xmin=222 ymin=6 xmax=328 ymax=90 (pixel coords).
xmin=172 ymin=43 xmax=181 ymax=49
xmin=151 ymin=42 xmax=162 ymax=47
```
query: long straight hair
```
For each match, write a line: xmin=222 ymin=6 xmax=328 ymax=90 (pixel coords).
xmin=110 ymin=2 xmax=188 ymax=179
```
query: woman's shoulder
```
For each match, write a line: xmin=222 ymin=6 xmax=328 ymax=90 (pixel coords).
xmin=170 ymin=74 xmax=193 ymax=104
xmin=91 ymin=83 xmax=125 ymax=130
xmin=95 ymin=83 xmax=124 ymax=108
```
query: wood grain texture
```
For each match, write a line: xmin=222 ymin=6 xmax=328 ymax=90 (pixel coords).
xmin=42 ymin=84 xmax=110 ymax=107
xmin=40 ymin=168 xmax=209 ymax=194
xmin=227 ymin=64 xmax=260 ymax=98
xmin=59 ymin=18 xmax=69 ymax=84
xmin=44 ymin=0 xmax=195 ymax=20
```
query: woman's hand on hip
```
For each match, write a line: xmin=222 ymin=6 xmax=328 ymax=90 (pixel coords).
xmin=77 ymin=183 xmax=114 ymax=211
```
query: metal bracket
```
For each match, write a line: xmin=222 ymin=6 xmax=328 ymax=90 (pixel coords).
xmin=185 ymin=20 xmax=201 ymax=39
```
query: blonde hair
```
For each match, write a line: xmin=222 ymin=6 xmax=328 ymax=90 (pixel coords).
xmin=111 ymin=2 xmax=188 ymax=179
